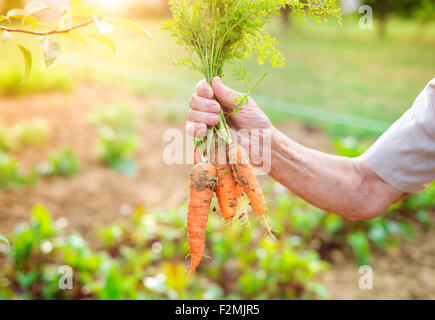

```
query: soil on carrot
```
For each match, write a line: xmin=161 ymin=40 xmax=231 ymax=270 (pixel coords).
xmin=1 ymin=82 xmax=434 ymax=299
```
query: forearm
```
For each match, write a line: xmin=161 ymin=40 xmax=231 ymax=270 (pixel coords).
xmin=269 ymin=128 xmax=406 ymax=220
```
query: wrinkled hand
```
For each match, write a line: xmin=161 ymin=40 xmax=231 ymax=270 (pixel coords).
xmin=186 ymin=76 xmax=272 ymax=139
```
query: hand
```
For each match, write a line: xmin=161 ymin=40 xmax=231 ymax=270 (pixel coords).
xmin=186 ymin=76 xmax=273 ymax=139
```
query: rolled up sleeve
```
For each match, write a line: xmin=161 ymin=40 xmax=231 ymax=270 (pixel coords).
xmin=362 ymin=78 xmax=435 ymax=193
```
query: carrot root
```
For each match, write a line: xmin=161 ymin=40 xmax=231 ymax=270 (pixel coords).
xmin=187 ymin=162 xmax=217 ymax=277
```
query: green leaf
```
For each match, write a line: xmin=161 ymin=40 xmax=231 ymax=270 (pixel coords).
xmin=346 ymin=231 xmax=372 ymax=266
xmin=107 ymin=17 xmax=151 ymax=39
xmin=0 ymin=233 xmax=9 ymax=246
xmin=88 ymin=34 xmax=119 ymax=57
xmin=41 ymin=37 xmax=62 ymax=68
xmin=17 ymin=45 xmax=32 ymax=82
xmin=31 ymin=204 xmax=54 ymax=237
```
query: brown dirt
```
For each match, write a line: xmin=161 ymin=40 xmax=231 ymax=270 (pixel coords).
xmin=0 ymin=82 xmax=189 ymax=237
xmin=321 ymin=226 xmax=435 ymax=299
xmin=1 ymin=83 xmax=435 ymax=299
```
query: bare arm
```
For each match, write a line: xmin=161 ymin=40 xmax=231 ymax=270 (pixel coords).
xmin=269 ymin=128 xmax=408 ymax=220
xmin=187 ymin=77 xmax=409 ymax=221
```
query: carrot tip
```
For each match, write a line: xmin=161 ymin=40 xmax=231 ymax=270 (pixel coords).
xmin=261 ymin=215 xmax=276 ymax=240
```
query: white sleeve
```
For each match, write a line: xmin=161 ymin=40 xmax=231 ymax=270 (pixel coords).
xmin=362 ymin=78 xmax=435 ymax=193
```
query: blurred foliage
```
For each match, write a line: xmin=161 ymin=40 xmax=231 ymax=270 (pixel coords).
xmin=415 ymin=0 xmax=435 ymax=25
xmin=363 ymin=0 xmax=429 ymax=18
xmin=0 ymin=151 xmax=37 ymax=191
xmin=0 ymin=67 xmax=74 ymax=97
xmin=0 ymin=204 xmax=328 ymax=300
xmin=0 ymin=0 xmax=150 ymax=82
xmin=89 ymin=105 xmax=140 ymax=176
xmin=10 ymin=119 xmax=48 ymax=149
xmin=37 ymin=147 xmax=82 ymax=177
xmin=0 ymin=119 xmax=48 ymax=152
xmin=268 ymin=187 xmax=417 ymax=267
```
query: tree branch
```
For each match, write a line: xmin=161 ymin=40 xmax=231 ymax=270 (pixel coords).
xmin=0 ymin=18 xmax=96 ymax=36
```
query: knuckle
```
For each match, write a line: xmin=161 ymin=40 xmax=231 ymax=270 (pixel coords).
xmin=187 ymin=109 xmax=195 ymax=120
xmin=197 ymin=80 xmax=212 ymax=98
xmin=189 ymin=94 xmax=197 ymax=107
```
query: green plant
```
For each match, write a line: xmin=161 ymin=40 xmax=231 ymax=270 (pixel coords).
xmin=11 ymin=119 xmax=48 ymax=148
xmin=333 ymin=136 xmax=368 ymax=158
xmin=0 ymin=204 xmax=329 ymax=300
xmin=90 ymin=105 xmax=140 ymax=176
xmin=0 ymin=126 xmax=12 ymax=151
xmin=403 ymin=182 xmax=435 ymax=210
xmin=0 ymin=119 xmax=48 ymax=152
xmin=0 ymin=66 xmax=74 ymax=96
xmin=0 ymin=233 xmax=9 ymax=245
xmin=0 ymin=151 xmax=37 ymax=190
xmin=38 ymin=147 xmax=82 ymax=177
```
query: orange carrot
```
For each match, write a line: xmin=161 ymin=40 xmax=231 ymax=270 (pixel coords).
xmin=215 ymin=158 xmax=238 ymax=221
xmin=187 ymin=162 xmax=217 ymax=277
xmin=234 ymin=177 xmax=243 ymax=199
xmin=229 ymin=143 xmax=267 ymax=218
xmin=238 ymin=164 xmax=266 ymax=217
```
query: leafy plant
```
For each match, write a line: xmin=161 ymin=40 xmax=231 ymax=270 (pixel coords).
xmin=11 ymin=119 xmax=48 ymax=149
xmin=90 ymin=105 xmax=140 ymax=176
xmin=268 ymin=186 xmax=420 ymax=266
xmin=403 ymin=182 xmax=435 ymax=211
xmin=0 ymin=0 xmax=150 ymax=81
xmin=0 ymin=119 xmax=48 ymax=152
xmin=0 ymin=151 xmax=37 ymax=191
xmin=333 ymin=136 xmax=368 ymax=158
xmin=0 ymin=205 xmax=330 ymax=300
xmin=38 ymin=147 xmax=82 ymax=177
xmin=0 ymin=233 xmax=9 ymax=245
xmin=0 ymin=66 xmax=74 ymax=97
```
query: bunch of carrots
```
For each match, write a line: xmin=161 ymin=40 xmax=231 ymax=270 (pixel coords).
xmin=188 ymin=140 xmax=271 ymax=276
xmin=164 ymin=0 xmax=342 ymax=276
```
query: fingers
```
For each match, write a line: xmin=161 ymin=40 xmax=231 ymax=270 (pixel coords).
xmin=196 ymin=79 xmax=214 ymax=99
xmin=212 ymin=76 xmax=241 ymax=110
xmin=189 ymin=93 xmax=221 ymax=114
xmin=188 ymin=109 xmax=219 ymax=126
xmin=186 ymin=122 xmax=207 ymax=139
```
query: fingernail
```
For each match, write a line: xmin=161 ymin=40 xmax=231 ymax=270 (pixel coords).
xmin=210 ymin=102 xmax=220 ymax=113
xmin=210 ymin=114 xmax=219 ymax=125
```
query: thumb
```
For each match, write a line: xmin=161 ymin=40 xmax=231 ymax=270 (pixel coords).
xmin=212 ymin=76 xmax=240 ymax=110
